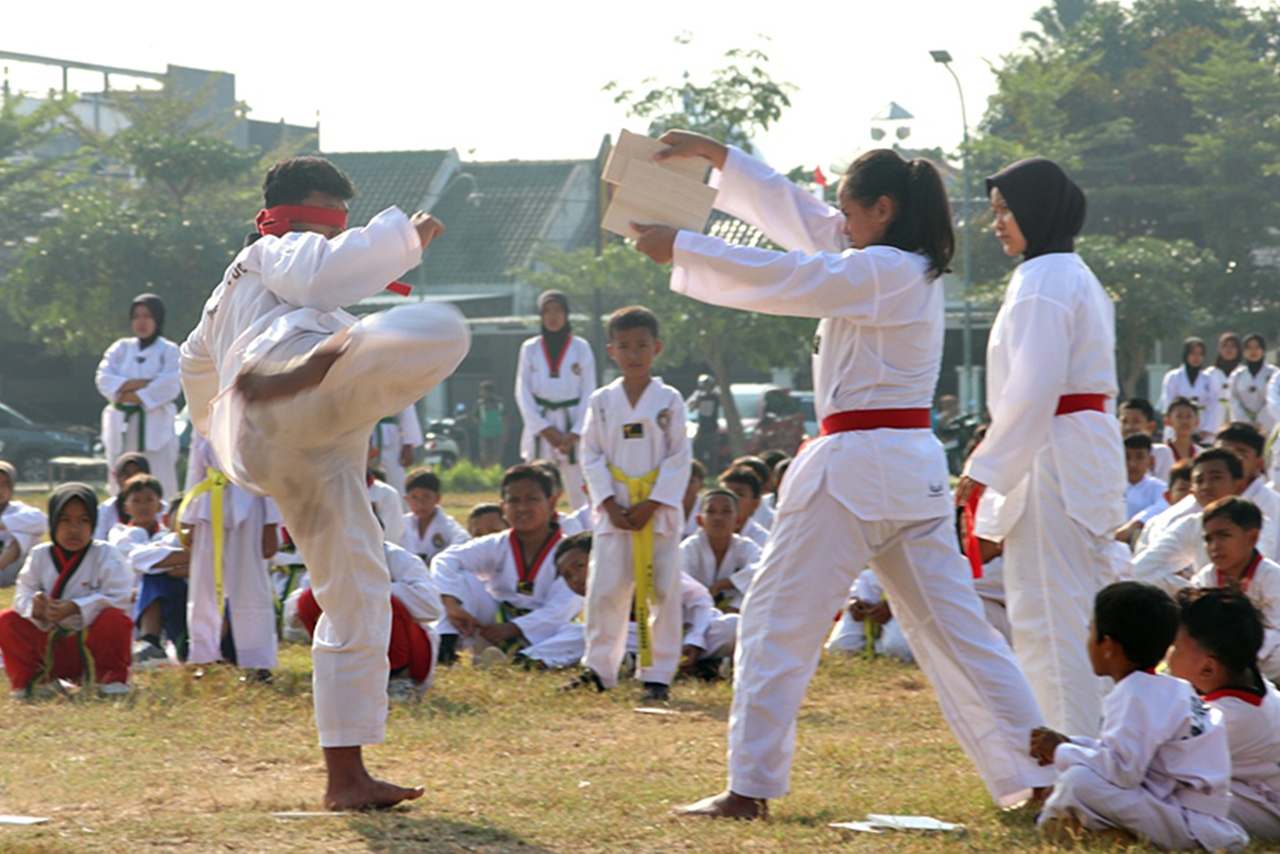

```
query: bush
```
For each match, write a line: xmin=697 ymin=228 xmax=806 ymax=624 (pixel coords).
xmin=438 ymin=460 xmax=504 ymax=493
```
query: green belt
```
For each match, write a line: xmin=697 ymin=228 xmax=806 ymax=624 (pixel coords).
xmin=494 ymin=602 xmax=532 ymax=654
xmin=114 ymin=403 xmax=146 ymax=452
xmin=533 ymin=397 xmax=580 ymax=463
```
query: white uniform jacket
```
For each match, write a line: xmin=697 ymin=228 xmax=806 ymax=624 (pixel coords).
xmin=13 ymin=541 xmax=132 ymax=631
xmin=95 ymin=336 xmax=182 ymax=455
xmin=515 ymin=334 xmax=597 ymax=459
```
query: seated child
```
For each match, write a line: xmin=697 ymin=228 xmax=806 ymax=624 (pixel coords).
xmin=109 ymin=474 xmax=189 ymax=665
xmin=1215 ymin=422 xmax=1280 ymax=559
xmin=678 ymin=488 xmax=761 ymax=612
xmin=367 ymin=467 xmax=405 ymax=547
xmin=825 ymin=568 xmax=914 ymax=663
xmin=400 ymin=468 xmax=468 ymax=564
xmin=1031 ymin=581 xmax=1246 ymax=850
xmin=0 ymin=460 xmax=47 ymax=587
xmin=731 ymin=455 xmax=774 ymax=532
xmin=291 ymin=540 xmax=443 ymax=697
xmin=1119 ymin=398 xmax=1173 ymax=482
xmin=1164 ymin=396 xmax=1205 ymax=467
xmin=681 ymin=459 xmax=706 ymax=539
xmin=530 ymin=458 xmax=587 ymax=536
xmin=432 ymin=465 xmax=582 ymax=664
xmin=1122 ymin=459 xmax=1193 ymax=549
xmin=718 ymin=465 xmax=769 ymax=549
xmin=1190 ymin=496 xmax=1280 ymax=680
xmin=95 ymin=452 xmax=165 ymax=540
xmin=1168 ymin=588 xmax=1280 ymax=842
xmin=0 ymin=484 xmax=133 ymax=697
xmin=467 ymin=503 xmax=506 ymax=538
xmin=758 ymin=452 xmax=790 ymax=529
xmin=1125 ymin=434 xmax=1169 ymax=521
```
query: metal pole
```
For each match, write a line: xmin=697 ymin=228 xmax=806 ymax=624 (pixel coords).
xmin=944 ymin=61 xmax=976 ymax=414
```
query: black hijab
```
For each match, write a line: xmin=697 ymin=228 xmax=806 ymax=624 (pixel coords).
xmin=48 ymin=482 xmax=98 ymax=551
xmin=131 ymin=293 xmax=166 ymax=349
xmin=986 ymin=158 xmax=1086 ymax=260
xmin=1214 ymin=332 xmax=1242 ymax=376
xmin=537 ymin=290 xmax=572 ymax=372
xmin=1183 ymin=337 xmax=1206 ymax=387
xmin=1244 ymin=333 xmax=1267 ymax=377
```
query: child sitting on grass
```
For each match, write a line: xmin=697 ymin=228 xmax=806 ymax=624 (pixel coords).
xmin=400 ymin=468 xmax=468 ymax=564
xmin=0 ymin=484 xmax=133 ymax=698
xmin=0 ymin=460 xmax=47 ymax=587
xmin=1031 ymin=581 xmax=1246 ymax=850
xmin=1168 ymin=587 xmax=1280 ymax=842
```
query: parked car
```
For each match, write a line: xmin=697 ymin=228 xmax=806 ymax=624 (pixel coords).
xmin=686 ymin=383 xmax=808 ymax=461
xmin=0 ymin=401 xmax=93 ymax=482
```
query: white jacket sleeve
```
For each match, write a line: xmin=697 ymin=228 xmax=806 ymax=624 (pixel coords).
xmin=387 ymin=547 xmax=443 ymax=624
xmin=180 ymin=315 xmax=219 ymax=438
xmin=680 ymin=573 xmax=716 ymax=649
xmin=95 ymin=340 xmax=129 ymax=402
xmin=581 ymin=396 xmax=614 ymax=512
xmin=137 ymin=340 xmax=182 ymax=410
xmin=514 ymin=341 xmax=550 ymax=437
xmin=255 ymin=207 xmax=422 ymax=311
xmin=511 ymin=577 xmax=583 ymax=646
xmin=713 ymin=146 xmax=847 ymax=255
xmin=729 ymin=538 xmax=763 ymax=595
xmin=12 ymin=550 xmax=46 ymax=629
xmin=432 ymin=536 xmax=500 ymax=602
xmin=1053 ymin=690 xmax=1166 ymax=788
xmin=650 ymin=391 xmax=692 ymax=510
xmin=671 ymin=232 xmax=935 ymax=324
xmin=66 ymin=544 xmax=133 ymax=630
xmin=1130 ymin=516 xmax=1199 ymax=594
xmin=964 ymin=297 xmax=1073 ymax=494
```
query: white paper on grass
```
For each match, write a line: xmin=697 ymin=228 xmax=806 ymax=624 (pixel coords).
xmin=0 ymin=815 xmax=50 ymax=825
xmin=865 ymin=814 xmax=966 ymax=832
xmin=601 ymin=160 xmax=717 ymax=239
xmin=602 ymin=129 xmax=710 ymax=186
xmin=828 ymin=821 xmax=884 ymax=834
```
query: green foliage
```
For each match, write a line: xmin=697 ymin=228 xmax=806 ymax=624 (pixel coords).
xmin=438 ymin=459 xmax=505 ymax=493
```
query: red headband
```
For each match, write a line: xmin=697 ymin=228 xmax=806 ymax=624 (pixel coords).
xmin=255 ymin=205 xmax=413 ymax=297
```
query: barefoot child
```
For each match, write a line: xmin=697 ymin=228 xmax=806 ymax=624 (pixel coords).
xmin=0 ymin=461 xmax=47 ymax=587
xmin=573 ymin=306 xmax=691 ymax=702
xmin=400 ymin=469 xmax=468 ymax=564
xmin=1032 ymin=581 xmax=1246 ymax=850
xmin=0 ymin=484 xmax=133 ymax=697
xmin=678 ymin=488 xmax=761 ymax=612
xmin=180 ymin=155 xmax=468 ymax=809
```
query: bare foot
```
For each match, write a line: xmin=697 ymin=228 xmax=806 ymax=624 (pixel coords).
xmin=236 ymin=329 xmax=351 ymax=403
xmin=323 ymin=777 xmax=424 ymax=812
xmin=673 ymin=790 xmax=767 ymax=820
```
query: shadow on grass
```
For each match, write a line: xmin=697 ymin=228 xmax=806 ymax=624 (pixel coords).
xmin=348 ymin=813 xmax=555 ymax=853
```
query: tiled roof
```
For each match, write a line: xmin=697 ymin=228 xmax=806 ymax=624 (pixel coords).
xmin=322 ymin=149 xmax=453 ymax=228
xmin=706 ymin=211 xmax=774 ymax=249
xmin=422 ymin=159 xmax=593 ymax=284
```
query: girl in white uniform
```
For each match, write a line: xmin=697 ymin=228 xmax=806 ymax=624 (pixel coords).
xmin=1229 ymin=334 xmax=1278 ymax=437
xmin=1160 ymin=338 xmax=1223 ymax=439
xmin=634 ymin=130 xmax=1052 ymax=818
xmin=95 ymin=293 xmax=182 ymax=497
xmin=515 ymin=291 xmax=597 ymax=511
xmin=0 ymin=461 xmax=47 ymax=587
xmin=180 ymin=156 xmax=468 ymax=811
xmin=960 ymin=157 xmax=1126 ymax=738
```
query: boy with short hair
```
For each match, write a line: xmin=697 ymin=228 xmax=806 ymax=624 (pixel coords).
xmin=0 ymin=484 xmax=134 ymax=697
xmin=1124 ymin=434 xmax=1168 ymax=520
xmin=574 ymin=306 xmax=691 ymax=700
xmin=1031 ymin=581 xmax=1246 ymax=850
xmin=467 ymin=503 xmax=506 ymax=537
xmin=1164 ymin=396 xmax=1204 ymax=466
xmin=732 ymin=455 xmax=774 ymax=531
xmin=679 ymin=488 xmax=761 ymax=612
xmin=1190 ymin=496 xmax=1280 ymax=680
xmin=94 ymin=453 xmax=159 ymax=540
xmin=0 ymin=460 xmax=47 ymax=587
xmin=400 ymin=468 xmax=467 ymax=564
xmin=1168 ymin=587 xmax=1280 ymax=842
xmin=1215 ymin=421 xmax=1280 ymax=558
xmin=432 ymin=465 xmax=582 ymax=664
xmin=719 ymin=466 xmax=769 ymax=549
xmin=1128 ymin=459 xmax=1196 ymax=550
xmin=1119 ymin=398 xmax=1173 ymax=481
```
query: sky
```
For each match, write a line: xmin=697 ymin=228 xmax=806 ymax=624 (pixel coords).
xmin=3 ymin=0 xmax=1269 ymax=171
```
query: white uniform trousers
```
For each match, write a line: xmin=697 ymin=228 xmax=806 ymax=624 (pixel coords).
xmin=584 ymin=531 xmax=681 ymax=687
xmin=186 ymin=516 xmax=278 ymax=670
xmin=235 ymin=304 xmax=468 ymax=747
xmin=435 ymin=573 xmax=508 ymax=644
xmin=1040 ymin=765 xmax=1248 ymax=851
xmin=1230 ymin=782 xmax=1280 ymax=842
xmin=1003 ymin=461 xmax=1111 ymax=738
xmin=523 ymin=612 xmax=737 ymax=669
xmin=703 ymin=612 xmax=738 ymax=659
xmin=728 ymin=493 xmax=1053 ymax=806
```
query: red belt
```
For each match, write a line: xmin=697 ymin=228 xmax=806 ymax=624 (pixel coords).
xmin=820 ymin=408 xmax=931 ymax=435
xmin=1055 ymin=393 xmax=1108 ymax=416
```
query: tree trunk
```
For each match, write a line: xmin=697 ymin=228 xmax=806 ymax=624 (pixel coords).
xmin=706 ymin=347 xmax=746 ymax=459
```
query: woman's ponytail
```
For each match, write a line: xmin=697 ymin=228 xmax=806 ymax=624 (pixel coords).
xmin=842 ymin=150 xmax=955 ymax=280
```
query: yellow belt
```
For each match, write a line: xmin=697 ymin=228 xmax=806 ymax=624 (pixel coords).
xmin=609 ymin=464 xmax=659 ymax=667
xmin=177 ymin=468 xmax=229 ymax=605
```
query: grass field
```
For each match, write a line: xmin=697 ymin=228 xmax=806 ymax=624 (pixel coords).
xmin=0 ymin=491 xmax=1247 ymax=851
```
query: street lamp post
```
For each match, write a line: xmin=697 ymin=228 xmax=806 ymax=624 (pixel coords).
xmin=930 ymin=49 xmax=976 ymax=414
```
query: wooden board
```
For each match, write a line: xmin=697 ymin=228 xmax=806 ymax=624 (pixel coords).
xmin=600 ymin=159 xmax=716 ymax=239
xmin=602 ymin=129 xmax=710 ymax=185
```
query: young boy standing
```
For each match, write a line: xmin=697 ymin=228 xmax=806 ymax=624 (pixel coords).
xmin=1169 ymin=587 xmax=1280 ymax=842
xmin=679 ymin=488 xmax=761 ymax=612
xmin=180 ymin=155 xmax=468 ymax=809
xmin=1031 ymin=581 xmax=1246 ymax=850
xmin=400 ymin=469 xmax=468 ymax=565
xmin=574 ymin=306 xmax=691 ymax=701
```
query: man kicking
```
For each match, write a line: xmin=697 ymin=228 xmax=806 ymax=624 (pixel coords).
xmin=180 ymin=156 xmax=470 ymax=810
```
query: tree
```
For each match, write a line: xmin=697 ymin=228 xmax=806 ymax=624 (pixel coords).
xmin=582 ymin=38 xmax=803 ymax=454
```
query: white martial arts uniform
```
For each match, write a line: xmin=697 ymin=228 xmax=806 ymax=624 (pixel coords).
xmin=965 ymin=250 xmax=1126 ymax=738
xmin=516 ymin=333 xmax=597 ymax=511
xmin=1151 ymin=442 xmax=1175 ymax=483
xmin=182 ymin=433 xmax=282 ymax=670
xmin=1268 ymin=372 xmax=1280 ymax=488
xmin=739 ymin=518 xmax=769 ymax=550
xmin=0 ymin=500 xmax=47 ymax=586
xmin=1244 ymin=477 xmax=1280 ymax=559
xmin=1229 ymin=363 xmax=1279 ymax=437
xmin=93 ymin=495 xmax=171 ymax=543
xmin=560 ymin=504 xmax=594 ymax=537
xmin=1190 ymin=554 xmax=1280 ymax=682
xmin=368 ymin=478 xmax=405 ymax=548
xmin=678 ymin=528 xmax=761 ymax=611
xmin=825 ymin=569 xmax=914 ymax=662
xmin=95 ymin=336 xmax=182 ymax=497
xmin=669 ymin=146 xmax=1052 ymax=805
xmin=180 ymin=205 xmax=469 ymax=748
xmin=750 ymin=497 xmax=775 ymax=531
xmin=581 ymin=377 xmax=691 ymax=688
xmin=1160 ymin=365 xmax=1225 ymax=435
xmin=1133 ymin=494 xmax=1279 ymax=593
xmin=400 ymin=508 xmax=468 ymax=565
xmin=370 ymin=405 xmax=422 ymax=497
xmin=432 ymin=528 xmax=582 ymax=648
xmin=972 ymin=555 xmax=1012 ymax=645
xmin=1135 ymin=494 xmax=1198 ymax=554
xmin=1206 ymin=680 xmax=1280 ymax=842
xmin=1126 ymin=474 xmax=1168 ymax=521
xmin=12 ymin=540 xmax=133 ymax=631
xmin=1039 ymin=672 xmax=1247 ymax=851
xmin=520 ymin=571 xmax=737 ymax=669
